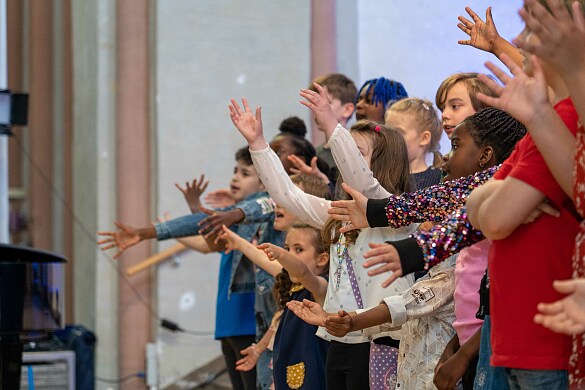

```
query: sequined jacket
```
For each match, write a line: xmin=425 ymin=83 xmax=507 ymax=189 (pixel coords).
xmin=366 ymin=166 xmax=497 ymax=275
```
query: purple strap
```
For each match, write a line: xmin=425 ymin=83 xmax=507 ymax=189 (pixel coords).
xmin=343 ymin=249 xmax=364 ymax=309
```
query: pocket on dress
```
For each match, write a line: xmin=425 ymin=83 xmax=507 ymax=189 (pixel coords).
xmin=286 ymin=362 xmax=305 ymax=389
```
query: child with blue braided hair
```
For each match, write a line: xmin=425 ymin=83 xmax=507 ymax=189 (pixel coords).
xmin=356 ymin=77 xmax=408 ymax=122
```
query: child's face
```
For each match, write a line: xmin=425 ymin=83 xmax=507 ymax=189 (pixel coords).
xmin=273 ymin=204 xmax=297 ymax=231
xmin=284 ymin=229 xmax=322 ymax=282
xmin=351 ymin=130 xmax=375 ymax=169
xmin=230 ymin=161 xmax=264 ymax=202
xmin=440 ymin=81 xmax=476 ymax=138
xmin=270 ymin=135 xmax=295 ymax=174
xmin=324 ymin=88 xmax=353 ymax=126
xmin=385 ymin=111 xmax=428 ymax=164
xmin=356 ymin=87 xmax=385 ymax=122
xmin=441 ymin=124 xmax=482 ymax=182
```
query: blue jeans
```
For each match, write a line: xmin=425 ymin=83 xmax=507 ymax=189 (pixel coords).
xmin=474 ymin=315 xmax=509 ymax=389
xmin=505 ymin=368 xmax=568 ymax=390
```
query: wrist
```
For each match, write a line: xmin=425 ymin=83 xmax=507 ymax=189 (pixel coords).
xmin=138 ymin=227 xmax=156 ymax=241
xmin=249 ymin=138 xmax=268 ymax=151
xmin=232 ymin=209 xmax=245 ymax=223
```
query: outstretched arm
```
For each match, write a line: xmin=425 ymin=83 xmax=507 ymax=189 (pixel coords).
xmin=457 ymin=6 xmax=524 ymax=66
xmin=299 ymin=83 xmax=340 ymax=140
xmin=477 ymin=53 xmax=575 ymax=199
xmin=517 ymin=0 xmax=585 ymax=130
xmin=230 ymin=98 xmax=331 ymax=228
xmin=219 ymin=226 xmax=282 ymax=277
xmin=258 ymin=243 xmax=328 ymax=305
xmin=324 ymin=304 xmax=390 ymax=338
xmin=328 ymin=168 xmax=497 ymax=233
xmin=97 ymin=222 xmax=157 ymax=259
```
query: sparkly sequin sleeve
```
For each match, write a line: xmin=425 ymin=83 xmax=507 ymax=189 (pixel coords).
xmin=366 ymin=166 xmax=498 ymax=229
xmin=414 ymin=206 xmax=485 ymax=270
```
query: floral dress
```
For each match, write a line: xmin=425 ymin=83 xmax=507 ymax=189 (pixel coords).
xmin=571 ymin=125 xmax=585 ymax=389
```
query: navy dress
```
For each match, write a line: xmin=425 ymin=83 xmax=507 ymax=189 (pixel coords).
xmin=273 ymin=282 xmax=329 ymax=389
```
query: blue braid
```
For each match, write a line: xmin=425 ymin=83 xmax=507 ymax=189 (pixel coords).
xmin=357 ymin=77 xmax=408 ymax=108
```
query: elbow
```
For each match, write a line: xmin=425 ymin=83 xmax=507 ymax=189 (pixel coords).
xmin=478 ymin=217 xmax=514 ymax=240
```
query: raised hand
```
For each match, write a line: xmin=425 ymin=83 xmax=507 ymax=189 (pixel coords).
xmin=324 ymin=310 xmax=353 ymax=337
xmin=328 ymin=183 xmax=370 ymax=232
xmin=175 ymin=174 xmax=209 ymax=213
xmin=257 ymin=242 xmax=286 ymax=262
xmin=299 ymin=83 xmax=339 ymax=138
xmin=286 ymin=299 xmax=328 ymax=326
xmin=516 ymin=0 xmax=585 ymax=78
xmin=97 ymin=222 xmax=143 ymax=259
xmin=476 ymin=53 xmax=550 ymax=128
xmin=228 ymin=98 xmax=266 ymax=150
xmin=457 ymin=7 xmax=501 ymax=53
xmin=362 ymin=242 xmax=403 ymax=288
xmin=288 ymin=155 xmax=330 ymax=184
xmin=204 ymin=188 xmax=235 ymax=209
xmin=235 ymin=344 xmax=261 ymax=372
xmin=198 ymin=207 xmax=245 ymax=241
xmin=534 ymin=278 xmax=585 ymax=335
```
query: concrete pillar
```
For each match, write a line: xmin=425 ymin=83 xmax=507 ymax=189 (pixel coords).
xmin=28 ymin=0 xmax=53 ymax=250
xmin=116 ymin=0 xmax=152 ymax=386
xmin=71 ymin=0 xmax=119 ymax=386
xmin=310 ymin=0 xmax=336 ymax=145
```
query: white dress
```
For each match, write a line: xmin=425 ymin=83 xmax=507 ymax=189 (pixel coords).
xmin=250 ymin=124 xmax=417 ymax=343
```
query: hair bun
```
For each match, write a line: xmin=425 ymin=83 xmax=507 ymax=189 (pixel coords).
xmin=279 ymin=116 xmax=307 ymax=138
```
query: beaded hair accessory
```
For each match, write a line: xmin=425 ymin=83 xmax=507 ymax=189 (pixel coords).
xmin=374 ymin=125 xmax=381 ymax=133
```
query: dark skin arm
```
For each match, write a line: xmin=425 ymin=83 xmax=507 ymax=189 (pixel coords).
xmin=434 ymin=328 xmax=481 ymax=390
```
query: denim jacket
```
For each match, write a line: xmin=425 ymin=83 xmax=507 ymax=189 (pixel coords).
xmin=154 ymin=191 xmax=284 ymax=336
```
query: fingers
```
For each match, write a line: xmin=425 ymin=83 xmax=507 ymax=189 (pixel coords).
xmin=381 ymin=271 xmax=402 ymax=288
xmin=339 ymin=222 xmax=357 ymax=234
xmin=483 ymin=61 xmax=512 ymax=86
xmin=242 ymin=98 xmax=251 ymax=113
xmin=255 ymin=106 xmax=262 ymax=123
xmin=485 ymin=6 xmax=494 ymax=24
xmin=536 ymin=201 xmax=560 ymax=217
xmin=552 ymin=279 xmax=579 ymax=294
xmin=536 ymin=300 xmax=565 ymax=315
xmin=230 ymin=99 xmax=242 ymax=116
xmin=465 ymin=6 xmax=483 ymax=23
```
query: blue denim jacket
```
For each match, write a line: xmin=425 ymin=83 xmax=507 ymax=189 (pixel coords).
xmin=154 ymin=191 xmax=284 ymax=336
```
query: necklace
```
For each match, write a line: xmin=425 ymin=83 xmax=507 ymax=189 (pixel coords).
xmin=333 ymin=232 xmax=347 ymax=291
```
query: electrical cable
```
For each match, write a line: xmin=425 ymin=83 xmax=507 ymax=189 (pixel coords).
xmin=95 ymin=372 xmax=145 ymax=384
xmin=13 ymin=136 xmax=214 ymax=337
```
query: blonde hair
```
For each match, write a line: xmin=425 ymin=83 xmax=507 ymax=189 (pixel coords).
xmin=387 ymin=98 xmax=443 ymax=167
xmin=435 ymin=72 xmax=497 ymax=113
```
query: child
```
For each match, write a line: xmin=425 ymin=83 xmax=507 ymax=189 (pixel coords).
xmin=293 ymin=108 xmax=526 ymax=389
xmin=98 ymin=147 xmax=282 ymax=390
xmin=465 ymin=6 xmax=582 ymax=385
xmin=385 ymin=97 xmax=443 ymax=189
xmin=309 ymin=73 xmax=358 ymax=170
xmin=435 ymin=72 xmax=497 ymax=138
xmin=356 ymin=77 xmax=408 ymax=122
xmin=257 ymin=224 xmax=330 ymax=390
xmin=512 ymin=1 xmax=585 ymax=387
xmin=229 ymin=95 xmax=416 ymax=389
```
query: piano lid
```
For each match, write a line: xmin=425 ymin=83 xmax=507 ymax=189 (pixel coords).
xmin=0 ymin=243 xmax=66 ymax=263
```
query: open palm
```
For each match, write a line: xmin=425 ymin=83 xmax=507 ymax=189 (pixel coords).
xmin=229 ymin=98 xmax=265 ymax=148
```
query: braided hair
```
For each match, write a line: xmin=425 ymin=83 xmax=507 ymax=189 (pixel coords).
xmin=462 ymin=108 xmax=527 ymax=163
xmin=357 ymin=77 xmax=408 ymax=109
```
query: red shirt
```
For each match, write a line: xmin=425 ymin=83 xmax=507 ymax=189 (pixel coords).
xmin=490 ymin=98 xmax=580 ymax=370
